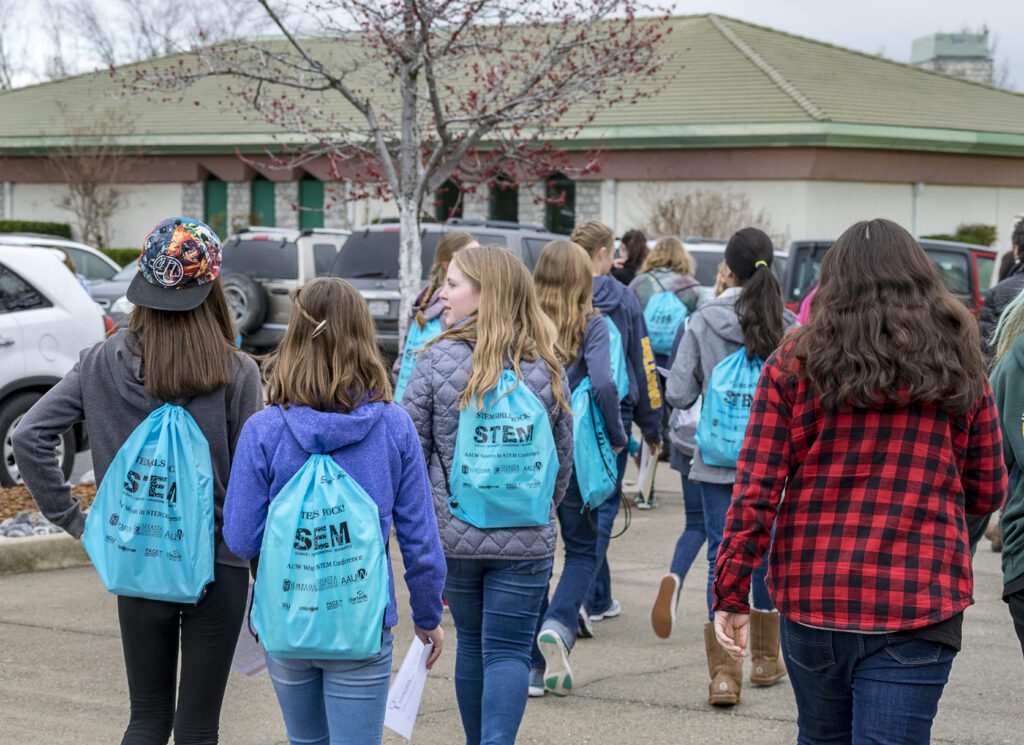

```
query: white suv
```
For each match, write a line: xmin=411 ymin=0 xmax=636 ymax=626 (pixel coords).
xmin=0 ymin=246 xmax=105 ymax=486
xmin=0 ymin=233 xmax=121 ymax=282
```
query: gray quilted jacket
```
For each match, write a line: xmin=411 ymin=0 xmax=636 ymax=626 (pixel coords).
xmin=401 ymin=338 xmax=574 ymax=560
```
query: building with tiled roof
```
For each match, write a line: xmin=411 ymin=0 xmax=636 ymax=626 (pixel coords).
xmin=1 ymin=14 xmax=1023 ymax=249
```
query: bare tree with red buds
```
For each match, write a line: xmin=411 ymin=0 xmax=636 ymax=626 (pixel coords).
xmin=129 ymin=0 xmax=672 ymax=342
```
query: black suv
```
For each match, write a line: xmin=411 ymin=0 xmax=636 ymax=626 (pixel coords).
xmin=331 ymin=219 xmax=567 ymax=354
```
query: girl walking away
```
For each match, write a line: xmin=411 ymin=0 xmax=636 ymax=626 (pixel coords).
xmin=572 ymin=220 xmax=663 ymax=625
xmin=402 ymin=245 xmax=573 ymax=745
xmin=13 ymin=217 xmax=263 ymax=745
xmin=611 ymin=228 xmax=648 ymax=286
xmin=529 ymin=241 xmax=628 ymax=697
xmin=222 ymin=277 xmax=446 ymax=745
xmin=984 ymin=288 xmax=1024 ymax=659
xmin=393 ymin=231 xmax=479 ymax=401
xmin=666 ymin=227 xmax=797 ymax=706
xmin=714 ymin=219 xmax=1006 ymax=743
xmin=629 ymin=236 xmax=701 ymax=368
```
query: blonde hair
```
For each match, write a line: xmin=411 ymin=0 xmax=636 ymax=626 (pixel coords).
xmin=416 ymin=231 xmax=476 ymax=328
xmin=265 ymin=277 xmax=392 ymax=412
xmin=641 ymin=236 xmax=696 ymax=276
xmin=435 ymin=245 xmax=569 ymax=411
xmin=534 ymin=241 xmax=593 ymax=364
xmin=992 ymin=288 xmax=1024 ymax=367
xmin=570 ymin=220 xmax=615 ymax=259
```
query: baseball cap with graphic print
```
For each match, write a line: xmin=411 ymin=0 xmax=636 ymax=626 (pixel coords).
xmin=126 ymin=217 xmax=223 ymax=311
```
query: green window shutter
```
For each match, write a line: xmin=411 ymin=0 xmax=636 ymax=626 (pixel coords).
xmin=299 ymin=178 xmax=324 ymax=229
xmin=251 ymin=178 xmax=276 ymax=227
xmin=203 ymin=178 xmax=228 ymax=238
xmin=544 ymin=174 xmax=575 ymax=235
xmin=489 ymin=178 xmax=518 ymax=223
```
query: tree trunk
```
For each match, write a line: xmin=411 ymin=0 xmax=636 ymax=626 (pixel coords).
xmin=396 ymin=194 xmax=422 ymax=347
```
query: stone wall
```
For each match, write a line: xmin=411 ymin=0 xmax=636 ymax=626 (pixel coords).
xmin=461 ymin=186 xmax=489 ymax=221
xmin=275 ymin=181 xmax=300 ymax=229
xmin=915 ymin=58 xmax=994 ymax=86
xmin=181 ymin=182 xmax=203 ymax=218
xmin=575 ymin=181 xmax=603 ymax=224
xmin=517 ymin=181 xmax=546 ymax=228
xmin=227 ymin=181 xmax=252 ymax=233
xmin=323 ymin=182 xmax=349 ymax=230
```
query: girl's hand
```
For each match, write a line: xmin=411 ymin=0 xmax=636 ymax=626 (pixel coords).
xmin=612 ymin=445 xmax=624 ymax=454
xmin=714 ymin=611 xmax=749 ymax=661
xmin=415 ymin=625 xmax=444 ymax=669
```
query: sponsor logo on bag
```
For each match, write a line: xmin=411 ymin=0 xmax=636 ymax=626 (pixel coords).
xmin=348 ymin=590 xmax=369 ymax=606
xmin=292 ymin=521 xmax=352 ymax=552
xmin=473 ymin=424 xmax=535 ymax=444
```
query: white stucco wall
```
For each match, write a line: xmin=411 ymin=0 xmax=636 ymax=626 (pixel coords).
xmin=610 ymin=179 xmax=1024 ymax=253
xmin=8 ymin=182 xmax=184 ymax=247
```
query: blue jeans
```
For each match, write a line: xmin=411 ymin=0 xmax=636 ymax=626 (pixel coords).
xmin=530 ymin=480 xmax=598 ymax=667
xmin=669 ymin=458 xmax=706 ymax=584
xmin=587 ymin=413 xmax=632 ymax=615
xmin=700 ymin=480 xmax=773 ymax=620
xmin=264 ymin=630 xmax=394 ymax=745
xmin=445 ymin=557 xmax=552 ymax=745
xmin=780 ymin=617 xmax=956 ymax=745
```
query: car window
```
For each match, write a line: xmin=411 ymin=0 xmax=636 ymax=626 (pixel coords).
xmin=113 ymin=264 xmax=137 ymax=281
xmin=223 ymin=239 xmax=299 ymax=280
xmin=63 ymin=247 xmax=116 ymax=281
xmin=471 ymin=233 xmax=509 ymax=248
xmin=786 ymin=244 xmax=831 ymax=302
xmin=333 ymin=231 xmax=442 ymax=280
xmin=928 ymin=250 xmax=970 ymax=296
xmin=976 ymin=254 xmax=995 ymax=292
xmin=313 ymin=243 xmax=339 ymax=276
xmin=0 ymin=263 xmax=51 ymax=313
xmin=688 ymin=249 xmax=724 ymax=287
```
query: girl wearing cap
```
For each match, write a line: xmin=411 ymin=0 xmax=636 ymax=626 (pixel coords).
xmin=14 ymin=217 xmax=263 ymax=744
xmin=665 ymin=227 xmax=797 ymax=707
xmin=401 ymin=245 xmax=574 ymax=745
xmin=221 ymin=277 xmax=446 ymax=745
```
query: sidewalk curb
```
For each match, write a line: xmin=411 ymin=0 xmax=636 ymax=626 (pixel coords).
xmin=0 ymin=532 xmax=89 ymax=576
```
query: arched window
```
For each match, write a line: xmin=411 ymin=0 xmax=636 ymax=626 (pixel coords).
xmin=489 ymin=175 xmax=518 ymax=223
xmin=250 ymin=176 xmax=276 ymax=227
xmin=434 ymin=178 xmax=463 ymax=221
xmin=203 ymin=177 xmax=227 ymax=238
xmin=299 ymin=176 xmax=324 ymax=229
xmin=544 ymin=172 xmax=575 ymax=235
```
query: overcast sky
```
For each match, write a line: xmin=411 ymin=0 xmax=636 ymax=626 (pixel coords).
xmin=677 ymin=0 xmax=1021 ymax=90
xmin=10 ymin=1 xmax=1023 ymax=92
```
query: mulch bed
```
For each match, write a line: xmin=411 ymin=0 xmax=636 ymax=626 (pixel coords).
xmin=0 ymin=484 xmax=97 ymax=522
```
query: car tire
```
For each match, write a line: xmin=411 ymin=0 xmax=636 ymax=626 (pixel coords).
xmin=222 ymin=273 xmax=268 ymax=335
xmin=1 ymin=392 xmax=76 ymax=488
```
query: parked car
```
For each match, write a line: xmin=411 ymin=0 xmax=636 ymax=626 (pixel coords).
xmin=217 ymin=226 xmax=351 ymax=350
xmin=0 ymin=245 xmax=106 ymax=486
xmin=91 ymin=263 xmax=136 ymax=318
xmin=643 ymin=237 xmax=788 ymax=303
xmin=780 ymin=238 xmax=997 ymax=315
xmin=0 ymin=233 xmax=121 ymax=282
xmin=332 ymin=219 xmax=567 ymax=354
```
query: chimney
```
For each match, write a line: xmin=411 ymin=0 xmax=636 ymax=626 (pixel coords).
xmin=911 ymin=31 xmax=994 ymax=85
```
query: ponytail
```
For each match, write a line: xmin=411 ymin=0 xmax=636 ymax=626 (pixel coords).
xmin=724 ymin=227 xmax=784 ymax=360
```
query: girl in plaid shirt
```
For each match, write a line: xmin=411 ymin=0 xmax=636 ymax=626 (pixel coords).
xmin=713 ymin=219 xmax=1006 ymax=744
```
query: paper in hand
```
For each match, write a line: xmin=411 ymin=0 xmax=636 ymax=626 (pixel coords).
xmin=385 ymin=636 xmax=434 ymax=741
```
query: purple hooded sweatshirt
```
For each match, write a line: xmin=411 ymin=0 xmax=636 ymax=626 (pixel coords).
xmin=223 ymin=402 xmax=446 ymax=631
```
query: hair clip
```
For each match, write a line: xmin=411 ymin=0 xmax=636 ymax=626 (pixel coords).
xmin=311 ymin=320 xmax=328 ymax=338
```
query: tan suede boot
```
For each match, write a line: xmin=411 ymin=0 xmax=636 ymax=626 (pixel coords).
xmin=749 ymin=610 xmax=787 ymax=686
xmin=704 ymin=622 xmax=742 ymax=706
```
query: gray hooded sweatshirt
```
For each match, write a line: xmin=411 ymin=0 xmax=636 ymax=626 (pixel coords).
xmin=666 ymin=287 xmax=798 ymax=484
xmin=12 ymin=329 xmax=263 ymax=567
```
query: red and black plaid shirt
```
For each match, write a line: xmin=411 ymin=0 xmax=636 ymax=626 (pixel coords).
xmin=713 ymin=350 xmax=1007 ymax=632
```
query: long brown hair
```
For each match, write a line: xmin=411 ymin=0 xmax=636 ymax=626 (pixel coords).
xmin=791 ymin=219 xmax=985 ymax=415
xmin=435 ymin=245 xmax=569 ymax=411
xmin=265 ymin=277 xmax=392 ymax=412
xmin=534 ymin=241 xmax=593 ymax=364
xmin=128 ymin=280 xmax=237 ymax=400
xmin=416 ymin=231 xmax=476 ymax=328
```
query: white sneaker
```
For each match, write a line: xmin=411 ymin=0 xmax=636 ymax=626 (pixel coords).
xmin=537 ymin=629 xmax=573 ymax=697
xmin=577 ymin=606 xmax=594 ymax=639
xmin=528 ymin=668 xmax=546 ymax=698
xmin=590 ymin=598 xmax=622 ymax=622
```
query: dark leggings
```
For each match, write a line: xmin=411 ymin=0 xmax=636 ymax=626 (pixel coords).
xmin=1009 ymin=589 xmax=1024 ymax=661
xmin=117 ymin=563 xmax=249 ymax=745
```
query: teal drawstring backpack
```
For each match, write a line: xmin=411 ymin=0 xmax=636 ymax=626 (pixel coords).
xmin=695 ymin=348 xmax=763 ymax=467
xmin=571 ymin=377 xmax=619 ymax=511
xmin=251 ymin=454 xmax=389 ymax=660
xmin=394 ymin=318 xmax=443 ymax=403
xmin=82 ymin=403 xmax=214 ymax=603
xmin=643 ymin=275 xmax=689 ymax=357
xmin=604 ymin=316 xmax=629 ymax=401
xmin=445 ymin=369 xmax=559 ymax=529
